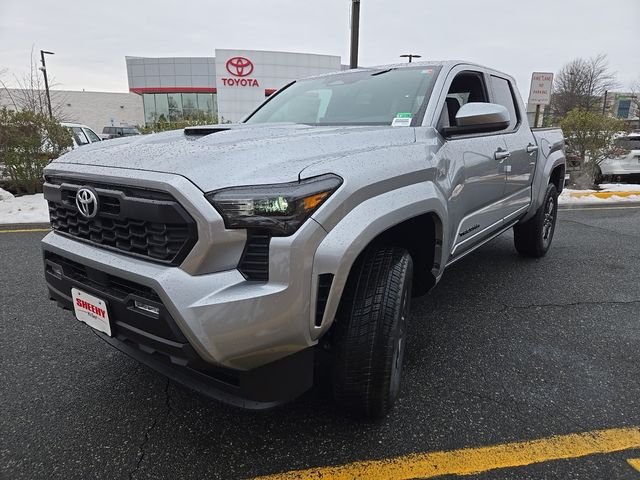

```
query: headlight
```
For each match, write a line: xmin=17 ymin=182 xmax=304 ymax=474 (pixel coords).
xmin=205 ymin=174 xmax=342 ymax=236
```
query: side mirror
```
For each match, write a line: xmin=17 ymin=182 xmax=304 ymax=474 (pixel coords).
xmin=442 ymin=102 xmax=510 ymax=136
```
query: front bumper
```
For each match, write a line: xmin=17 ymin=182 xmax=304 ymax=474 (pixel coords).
xmin=44 ymin=246 xmax=315 ymax=409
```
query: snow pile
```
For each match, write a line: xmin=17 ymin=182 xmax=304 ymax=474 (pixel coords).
xmin=597 ymin=183 xmax=640 ymax=192
xmin=0 ymin=188 xmax=50 ymax=224
xmin=559 ymin=183 xmax=640 ymax=205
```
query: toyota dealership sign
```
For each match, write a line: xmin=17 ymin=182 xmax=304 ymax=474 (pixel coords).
xmin=222 ymin=56 xmax=259 ymax=87
xmin=212 ymin=49 xmax=341 ymax=122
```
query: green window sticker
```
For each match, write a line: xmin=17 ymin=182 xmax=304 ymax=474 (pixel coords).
xmin=396 ymin=112 xmax=412 ymax=118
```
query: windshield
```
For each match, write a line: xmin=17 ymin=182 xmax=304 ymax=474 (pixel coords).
xmin=245 ymin=66 xmax=440 ymax=126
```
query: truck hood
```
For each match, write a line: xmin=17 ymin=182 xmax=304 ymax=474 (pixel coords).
xmin=51 ymin=123 xmax=416 ymax=192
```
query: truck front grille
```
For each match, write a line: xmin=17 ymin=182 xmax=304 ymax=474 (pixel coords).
xmin=44 ymin=177 xmax=197 ymax=265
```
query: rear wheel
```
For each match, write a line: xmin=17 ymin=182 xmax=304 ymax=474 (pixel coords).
xmin=332 ymin=246 xmax=413 ymax=418
xmin=514 ymin=183 xmax=558 ymax=258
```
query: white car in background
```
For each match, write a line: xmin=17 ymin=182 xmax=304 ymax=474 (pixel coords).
xmin=61 ymin=122 xmax=102 ymax=148
xmin=598 ymin=132 xmax=640 ymax=182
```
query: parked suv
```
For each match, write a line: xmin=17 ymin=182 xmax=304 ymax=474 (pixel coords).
xmin=42 ymin=61 xmax=565 ymax=417
xmin=101 ymin=125 xmax=141 ymax=140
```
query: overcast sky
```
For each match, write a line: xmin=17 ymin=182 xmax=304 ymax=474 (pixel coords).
xmin=1 ymin=0 xmax=638 ymax=101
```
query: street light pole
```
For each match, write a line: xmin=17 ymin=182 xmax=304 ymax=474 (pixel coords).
xmin=40 ymin=50 xmax=54 ymax=118
xmin=349 ymin=0 xmax=360 ymax=69
xmin=400 ymin=54 xmax=421 ymax=63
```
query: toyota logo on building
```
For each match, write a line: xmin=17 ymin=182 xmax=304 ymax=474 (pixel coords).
xmin=226 ymin=56 xmax=254 ymax=77
xmin=75 ymin=188 xmax=99 ymax=218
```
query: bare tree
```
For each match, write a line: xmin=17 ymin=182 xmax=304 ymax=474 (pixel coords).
xmin=630 ymin=77 xmax=640 ymax=116
xmin=550 ymin=54 xmax=618 ymax=121
xmin=0 ymin=47 xmax=68 ymax=119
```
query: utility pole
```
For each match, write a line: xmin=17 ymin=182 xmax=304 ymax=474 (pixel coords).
xmin=349 ymin=0 xmax=360 ymax=69
xmin=40 ymin=50 xmax=54 ymax=118
xmin=602 ymin=90 xmax=608 ymax=115
xmin=400 ymin=54 xmax=421 ymax=63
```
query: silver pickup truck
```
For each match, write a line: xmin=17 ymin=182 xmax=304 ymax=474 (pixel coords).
xmin=42 ymin=61 xmax=565 ymax=417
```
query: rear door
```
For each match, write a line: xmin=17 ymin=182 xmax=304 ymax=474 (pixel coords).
xmin=488 ymin=74 xmax=537 ymax=222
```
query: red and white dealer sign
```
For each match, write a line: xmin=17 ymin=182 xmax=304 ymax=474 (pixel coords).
xmin=72 ymin=288 xmax=111 ymax=336
xmin=221 ymin=56 xmax=260 ymax=87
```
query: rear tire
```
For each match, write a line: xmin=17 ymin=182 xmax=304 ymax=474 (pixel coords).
xmin=513 ymin=183 xmax=558 ymax=258
xmin=332 ymin=246 xmax=413 ymax=418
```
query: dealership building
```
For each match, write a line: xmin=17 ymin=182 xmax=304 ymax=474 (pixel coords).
xmin=126 ymin=49 xmax=344 ymax=124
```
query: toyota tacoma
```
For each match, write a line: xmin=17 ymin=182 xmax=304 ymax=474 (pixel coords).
xmin=42 ymin=61 xmax=565 ymax=417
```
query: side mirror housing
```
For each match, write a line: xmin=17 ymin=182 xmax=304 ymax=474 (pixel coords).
xmin=442 ymin=102 xmax=510 ymax=137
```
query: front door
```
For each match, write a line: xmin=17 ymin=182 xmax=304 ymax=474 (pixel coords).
xmin=433 ymin=69 xmax=509 ymax=259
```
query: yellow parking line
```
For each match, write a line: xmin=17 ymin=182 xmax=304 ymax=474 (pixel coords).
xmin=254 ymin=427 xmax=640 ymax=480
xmin=628 ymin=458 xmax=640 ymax=472
xmin=0 ymin=228 xmax=51 ymax=233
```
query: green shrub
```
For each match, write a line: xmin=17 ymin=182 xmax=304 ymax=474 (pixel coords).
xmin=0 ymin=108 xmax=72 ymax=195
xmin=138 ymin=112 xmax=220 ymax=134
xmin=560 ymin=108 xmax=628 ymax=185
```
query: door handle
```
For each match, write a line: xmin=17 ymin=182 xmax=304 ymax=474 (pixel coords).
xmin=526 ymin=143 xmax=539 ymax=154
xmin=494 ymin=148 xmax=511 ymax=161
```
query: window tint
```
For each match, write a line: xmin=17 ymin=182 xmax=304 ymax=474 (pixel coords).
xmin=439 ymin=71 xmax=488 ymax=128
xmin=490 ymin=75 xmax=518 ymax=130
xmin=71 ymin=127 xmax=89 ymax=145
xmin=84 ymin=128 xmax=101 ymax=142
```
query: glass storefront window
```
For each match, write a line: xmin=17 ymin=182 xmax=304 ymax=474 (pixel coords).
xmin=141 ymin=92 xmax=218 ymax=125
xmin=197 ymin=93 xmax=217 ymax=117
xmin=182 ymin=93 xmax=197 ymax=119
xmin=143 ymin=94 xmax=156 ymax=124
xmin=168 ymin=93 xmax=183 ymax=122
xmin=154 ymin=94 xmax=170 ymax=122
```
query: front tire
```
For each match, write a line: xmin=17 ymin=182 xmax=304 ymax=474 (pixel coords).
xmin=332 ymin=246 xmax=413 ymax=418
xmin=513 ymin=183 xmax=558 ymax=258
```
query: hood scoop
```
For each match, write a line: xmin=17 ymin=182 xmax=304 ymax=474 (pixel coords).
xmin=184 ymin=125 xmax=234 ymax=137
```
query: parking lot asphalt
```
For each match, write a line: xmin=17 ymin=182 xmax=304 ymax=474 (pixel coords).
xmin=1 ymin=205 xmax=639 ymax=480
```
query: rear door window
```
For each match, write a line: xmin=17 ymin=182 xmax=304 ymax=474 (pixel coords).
xmin=489 ymin=75 xmax=519 ymax=130
xmin=71 ymin=127 xmax=89 ymax=146
xmin=84 ymin=128 xmax=101 ymax=143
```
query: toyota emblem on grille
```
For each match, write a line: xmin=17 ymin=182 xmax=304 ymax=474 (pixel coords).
xmin=75 ymin=188 xmax=99 ymax=218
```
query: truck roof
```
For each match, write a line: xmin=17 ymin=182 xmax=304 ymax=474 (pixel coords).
xmin=301 ymin=60 xmax=516 ymax=85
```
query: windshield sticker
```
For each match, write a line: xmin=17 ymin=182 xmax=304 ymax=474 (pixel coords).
xmin=392 ymin=113 xmax=412 ymax=127
xmin=421 ymin=69 xmax=434 ymax=74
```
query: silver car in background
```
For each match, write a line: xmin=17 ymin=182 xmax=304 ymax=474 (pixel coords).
xmin=599 ymin=132 xmax=640 ymax=181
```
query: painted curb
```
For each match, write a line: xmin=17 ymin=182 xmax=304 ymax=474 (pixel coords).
xmin=569 ymin=191 xmax=640 ymax=199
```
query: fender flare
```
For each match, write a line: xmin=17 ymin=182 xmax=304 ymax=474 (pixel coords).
xmin=308 ymin=182 xmax=448 ymax=340
xmin=522 ymin=139 xmax=566 ymax=223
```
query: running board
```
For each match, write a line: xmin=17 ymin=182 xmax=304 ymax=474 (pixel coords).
xmin=445 ymin=219 xmax=519 ymax=268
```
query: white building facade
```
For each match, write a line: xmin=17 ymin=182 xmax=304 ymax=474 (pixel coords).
xmin=126 ymin=49 xmax=344 ymax=123
xmin=0 ymin=89 xmax=144 ymax=134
